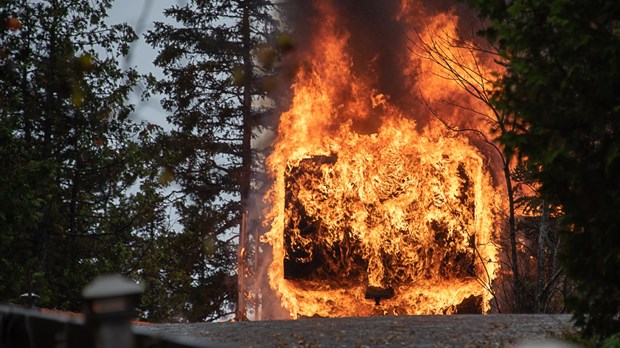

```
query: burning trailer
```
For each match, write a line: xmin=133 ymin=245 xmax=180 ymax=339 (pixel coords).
xmin=263 ymin=119 xmax=501 ymax=318
xmin=259 ymin=0 xmax=504 ymax=319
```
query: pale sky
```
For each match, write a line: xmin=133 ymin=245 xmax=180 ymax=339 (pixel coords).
xmin=108 ymin=0 xmax=181 ymax=127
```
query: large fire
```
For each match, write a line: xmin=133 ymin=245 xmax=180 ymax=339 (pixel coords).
xmin=261 ymin=1 xmax=503 ymax=318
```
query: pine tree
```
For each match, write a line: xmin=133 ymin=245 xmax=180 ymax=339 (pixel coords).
xmin=0 ymin=0 xmax=166 ymax=311
xmin=145 ymin=0 xmax=281 ymax=320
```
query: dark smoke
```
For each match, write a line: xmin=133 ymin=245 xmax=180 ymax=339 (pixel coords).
xmin=332 ymin=0 xmax=410 ymax=114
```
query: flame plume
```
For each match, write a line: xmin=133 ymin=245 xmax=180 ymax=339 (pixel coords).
xmin=261 ymin=0 xmax=502 ymax=319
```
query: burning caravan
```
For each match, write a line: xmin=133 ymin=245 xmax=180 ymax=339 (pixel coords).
xmin=263 ymin=119 xmax=500 ymax=318
xmin=260 ymin=1 xmax=503 ymax=319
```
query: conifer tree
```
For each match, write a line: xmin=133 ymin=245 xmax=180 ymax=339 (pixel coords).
xmin=146 ymin=0 xmax=281 ymax=320
xmin=0 ymin=0 xmax=165 ymax=311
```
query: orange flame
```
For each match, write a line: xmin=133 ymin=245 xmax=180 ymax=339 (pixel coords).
xmin=262 ymin=1 xmax=502 ymax=319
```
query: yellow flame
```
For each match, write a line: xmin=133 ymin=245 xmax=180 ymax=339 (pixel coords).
xmin=262 ymin=1 xmax=502 ymax=319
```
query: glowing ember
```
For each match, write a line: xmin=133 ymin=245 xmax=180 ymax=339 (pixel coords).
xmin=262 ymin=1 xmax=502 ymax=318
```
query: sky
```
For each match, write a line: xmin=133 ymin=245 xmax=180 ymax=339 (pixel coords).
xmin=108 ymin=0 xmax=172 ymax=76
xmin=107 ymin=0 xmax=180 ymax=128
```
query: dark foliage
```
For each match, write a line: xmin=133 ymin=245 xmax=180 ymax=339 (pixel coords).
xmin=466 ymin=0 xmax=620 ymax=341
xmin=0 ymin=0 xmax=165 ymax=312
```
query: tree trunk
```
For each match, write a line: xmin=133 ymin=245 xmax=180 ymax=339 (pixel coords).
xmin=34 ymin=5 xmax=61 ymax=297
xmin=535 ymin=201 xmax=549 ymax=312
xmin=504 ymin=161 xmax=520 ymax=312
xmin=237 ymin=0 xmax=253 ymax=320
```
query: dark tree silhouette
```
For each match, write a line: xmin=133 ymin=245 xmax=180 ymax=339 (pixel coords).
xmin=0 ymin=0 xmax=166 ymax=312
xmin=466 ymin=0 xmax=620 ymax=342
xmin=145 ymin=0 xmax=282 ymax=321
